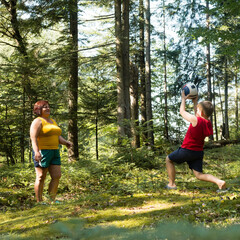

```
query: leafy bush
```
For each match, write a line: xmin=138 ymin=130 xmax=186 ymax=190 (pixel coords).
xmin=111 ymin=145 xmax=160 ymax=169
xmin=0 ymin=163 xmax=35 ymax=209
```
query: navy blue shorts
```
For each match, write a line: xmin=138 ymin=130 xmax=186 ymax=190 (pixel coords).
xmin=168 ymin=147 xmax=204 ymax=173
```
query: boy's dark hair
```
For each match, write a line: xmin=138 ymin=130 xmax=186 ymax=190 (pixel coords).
xmin=198 ymin=101 xmax=213 ymax=118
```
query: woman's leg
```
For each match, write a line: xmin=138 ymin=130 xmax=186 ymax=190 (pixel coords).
xmin=35 ymin=167 xmax=48 ymax=202
xmin=193 ymin=170 xmax=226 ymax=189
xmin=48 ymin=165 xmax=61 ymax=201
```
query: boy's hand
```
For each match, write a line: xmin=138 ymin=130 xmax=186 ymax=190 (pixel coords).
xmin=192 ymin=95 xmax=198 ymax=104
xmin=181 ymin=90 xmax=189 ymax=100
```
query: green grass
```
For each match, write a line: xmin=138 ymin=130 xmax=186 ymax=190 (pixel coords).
xmin=0 ymin=144 xmax=240 ymax=239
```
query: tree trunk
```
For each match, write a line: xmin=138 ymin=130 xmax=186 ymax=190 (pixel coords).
xmin=206 ymin=0 xmax=212 ymax=102
xmin=10 ymin=0 xmax=27 ymax=163
xmin=212 ymin=72 xmax=218 ymax=140
xmin=145 ymin=0 xmax=154 ymax=146
xmin=206 ymin=0 xmax=213 ymax=140
xmin=218 ymin=78 xmax=224 ymax=123
xmin=115 ymin=0 xmax=131 ymax=140
xmin=115 ymin=0 xmax=125 ymax=138
xmin=4 ymin=104 xmax=15 ymax=165
xmin=6 ymin=147 xmax=15 ymax=165
xmin=224 ymin=57 xmax=230 ymax=139
xmin=96 ymin=80 xmax=99 ymax=160
xmin=163 ymin=0 xmax=168 ymax=140
xmin=68 ymin=0 xmax=79 ymax=161
xmin=139 ymin=0 xmax=147 ymax=143
xmin=235 ymin=73 xmax=239 ymax=134
xmin=130 ymin=62 xmax=140 ymax=148
xmin=95 ymin=115 xmax=99 ymax=161
xmin=3 ymin=0 xmax=34 ymax=163
xmin=122 ymin=0 xmax=131 ymax=137
xmin=21 ymin=89 xmax=26 ymax=163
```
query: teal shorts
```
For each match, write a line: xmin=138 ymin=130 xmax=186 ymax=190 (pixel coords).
xmin=33 ymin=149 xmax=61 ymax=168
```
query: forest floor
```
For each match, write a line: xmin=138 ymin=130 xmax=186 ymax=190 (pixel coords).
xmin=0 ymin=144 xmax=240 ymax=239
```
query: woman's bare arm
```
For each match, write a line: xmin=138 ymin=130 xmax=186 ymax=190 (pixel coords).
xmin=30 ymin=118 xmax=42 ymax=161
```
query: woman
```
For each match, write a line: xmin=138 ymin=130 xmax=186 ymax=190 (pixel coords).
xmin=30 ymin=100 xmax=72 ymax=203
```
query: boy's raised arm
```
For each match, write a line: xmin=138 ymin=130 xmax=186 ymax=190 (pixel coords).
xmin=180 ymin=91 xmax=198 ymax=127
xmin=192 ymin=95 xmax=198 ymax=116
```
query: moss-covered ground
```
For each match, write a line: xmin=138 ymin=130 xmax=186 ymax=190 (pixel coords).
xmin=0 ymin=144 xmax=240 ymax=239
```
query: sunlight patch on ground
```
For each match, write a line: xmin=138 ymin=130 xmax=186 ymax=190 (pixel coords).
xmin=81 ymin=194 xmax=190 ymax=228
xmin=123 ymin=202 xmax=182 ymax=213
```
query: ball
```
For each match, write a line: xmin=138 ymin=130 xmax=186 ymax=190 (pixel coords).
xmin=182 ymin=83 xmax=198 ymax=99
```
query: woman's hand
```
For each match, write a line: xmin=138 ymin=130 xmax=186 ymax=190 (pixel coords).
xmin=65 ymin=141 xmax=73 ymax=149
xmin=34 ymin=151 xmax=42 ymax=162
xmin=59 ymin=136 xmax=73 ymax=149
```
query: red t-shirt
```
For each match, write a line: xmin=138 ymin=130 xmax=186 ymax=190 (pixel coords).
xmin=181 ymin=117 xmax=213 ymax=151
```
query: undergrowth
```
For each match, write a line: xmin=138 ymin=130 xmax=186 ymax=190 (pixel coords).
xmin=0 ymin=144 xmax=240 ymax=239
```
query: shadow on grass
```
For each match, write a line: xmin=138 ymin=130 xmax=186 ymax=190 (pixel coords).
xmin=0 ymin=191 xmax=190 ymax=235
xmin=1 ymin=185 xmax=240 ymax=239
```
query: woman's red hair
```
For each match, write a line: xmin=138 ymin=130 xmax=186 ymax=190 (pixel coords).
xmin=33 ymin=100 xmax=49 ymax=116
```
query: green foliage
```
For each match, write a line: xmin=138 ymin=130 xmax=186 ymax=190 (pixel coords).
xmin=58 ymin=148 xmax=163 ymax=196
xmin=0 ymin=145 xmax=240 ymax=239
xmin=52 ymin=219 xmax=126 ymax=240
xmin=0 ymin=163 xmax=34 ymax=210
xmin=0 ymin=0 xmax=240 ymax=235
xmin=112 ymin=144 xmax=159 ymax=169
xmin=1 ymin=0 xmax=239 ymax=165
xmin=51 ymin=219 xmax=240 ymax=240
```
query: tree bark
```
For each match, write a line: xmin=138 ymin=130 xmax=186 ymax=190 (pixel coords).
xmin=130 ymin=62 xmax=140 ymax=148
xmin=163 ymin=0 xmax=169 ymax=140
xmin=139 ymin=0 xmax=147 ymax=143
xmin=115 ymin=0 xmax=131 ymax=140
xmin=145 ymin=0 xmax=154 ymax=146
xmin=224 ymin=56 xmax=230 ymax=139
xmin=122 ymin=0 xmax=131 ymax=137
xmin=2 ymin=0 xmax=34 ymax=163
xmin=204 ymin=139 xmax=240 ymax=149
xmin=115 ymin=0 xmax=125 ymax=138
xmin=235 ymin=73 xmax=239 ymax=133
xmin=206 ymin=0 xmax=213 ymax=140
xmin=206 ymin=0 xmax=212 ymax=102
xmin=218 ymin=76 xmax=225 ymax=131
xmin=68 ymin=0 xmax=79 ymax=161
xmin=212 ymin=72 xmax=218 ymax=140
xmin=95 ymin=115 xmax=99 ymax=161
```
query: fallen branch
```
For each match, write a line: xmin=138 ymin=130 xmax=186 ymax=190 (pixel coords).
xmin=204 ymin=139 xmax=240 ymax=149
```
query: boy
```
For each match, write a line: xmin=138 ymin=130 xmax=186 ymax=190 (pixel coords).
xmin=165 ymin=91 xmax=226 ymax=191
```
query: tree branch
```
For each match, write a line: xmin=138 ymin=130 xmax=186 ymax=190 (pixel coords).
xmin=80 ymin=15 xmax=114 ymax=22
xmin=0 ymin=40 xmax=17 ymax=48
xmin=0 ymin=0 xmax=10 ymax=9
xmin=78 ymin=42 xmax=114 ymax=52
xmin=0 ymin=28 xmax=14 ymax=38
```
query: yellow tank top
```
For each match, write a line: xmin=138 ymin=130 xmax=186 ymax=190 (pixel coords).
xmin=37 ymin=117 xmax=62 ymax=150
